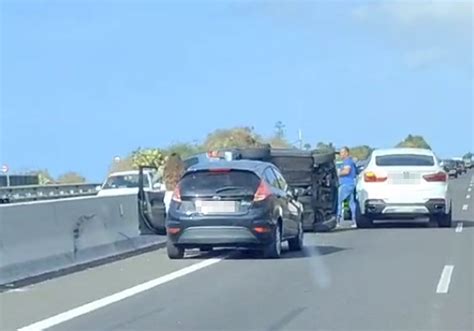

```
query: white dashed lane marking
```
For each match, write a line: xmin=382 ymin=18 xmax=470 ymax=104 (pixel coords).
xmin=455 ymin=222 xmax=463 ymax=233
xmin=462 ymin=204 xmax=469 ymax=211
xmin=467 ymin=195 xmax=471 ymax=199
xmin=436 ymin=265 xmax=454 ymax=294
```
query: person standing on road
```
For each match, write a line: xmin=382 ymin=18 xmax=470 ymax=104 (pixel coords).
xmin=337 ymin=146 xmax=358 ymax=228
xmin=163 ymin=153 xmax=185 ymax=213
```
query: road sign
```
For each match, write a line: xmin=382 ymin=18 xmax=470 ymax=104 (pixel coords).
xmin=1 ymin=164 xmax=8 ymax=173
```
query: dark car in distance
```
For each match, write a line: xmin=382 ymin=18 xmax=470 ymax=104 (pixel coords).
xmin=441 ymin=159 xmax=458 ymax=178
xmin=166 ymin=160 xmax=304 ymax=259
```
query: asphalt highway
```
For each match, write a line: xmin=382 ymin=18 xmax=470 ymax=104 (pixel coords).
xmin=1 ymin=171 xmax=473 ymax=331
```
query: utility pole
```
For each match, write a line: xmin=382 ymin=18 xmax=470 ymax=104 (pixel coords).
xmin=298 ymin=129 xmax=303 ymax=150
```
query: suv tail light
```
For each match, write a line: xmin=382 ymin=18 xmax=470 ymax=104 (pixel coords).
xmin=172 ymin=186 xmax=182 ymax=202
xmin=253 ymin=180 xmax=272 ymax=202
xmin=423 ymin=172 xmax=447 ymax=182
xmin=364 ymin=171 xmax=387 ymax=183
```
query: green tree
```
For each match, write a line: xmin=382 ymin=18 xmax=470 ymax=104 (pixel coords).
xmin=57 ymin=172 xmax=86 ymax=184
xmin=396 ymin=134 xmax=431 ymax=150
xmin=274 ymin=121 xmax=285 ymax=140
xmin=131 ymin=148 xmax=167 ymax=170
xmin=350 ymin=145 xmax=373 ymax=161
xmin=268 ymin=121 xmax=291 ymax=148
xmin=165 ymin=142 xmax=203 ymax=158
xmin=463 ymin=152 xmax=473 ymax=160
xmin=204 ymin=127 xmax=264 ymax=150
xmin=303 ymin=143 xmax=312 ymax=151
xmin=315 ymin=142 xmax=335 ymax=153
xmin=28 ymin=169 xmax=55 ymax=185
xmin=108 ymin=156 xmax=135 ymax=173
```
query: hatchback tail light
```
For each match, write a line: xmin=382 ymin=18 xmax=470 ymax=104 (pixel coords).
xmin=423 ymin=172 xmax=447 ymax=182
xmin=253 ymin=181 xmax=272 ymax=202
xmin=172 ymin=185 xmax=182 ymax=202
xmin=364 ymin=171 xmax=387 ymax=183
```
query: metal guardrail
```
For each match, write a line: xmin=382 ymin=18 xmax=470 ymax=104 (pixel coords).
xmin=0 ymin=183 xmax=101 ymax=204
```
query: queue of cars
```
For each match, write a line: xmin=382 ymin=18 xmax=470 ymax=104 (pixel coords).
xmin=440 ymin=158 xmax=471 ymax=178
xmin=160 ymin=146 xmax=460 ymax=259
xmin=114 ymin=146 xmax=463 ymax=259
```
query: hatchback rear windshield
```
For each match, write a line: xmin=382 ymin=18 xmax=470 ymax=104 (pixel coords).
xmin=375 ymin=154 xmax=435 ymax=166
xmin=179 ymin=169 xmax=261 ymax=196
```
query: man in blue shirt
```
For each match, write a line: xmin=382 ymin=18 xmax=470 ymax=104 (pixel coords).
xmin=337 ymin=147 xmax=358 ymax=228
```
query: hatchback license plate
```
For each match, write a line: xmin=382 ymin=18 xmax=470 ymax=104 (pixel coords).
xmin=195 ymin=200 xmax=238 ymax=214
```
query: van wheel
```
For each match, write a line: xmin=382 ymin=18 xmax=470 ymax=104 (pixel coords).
xmin=167 ymin=241 xmax=184 ymax=259
xmin=355 ymin=204 xmax=373 ymax=228
xmin=263 ymin=224 xmax=282 ymax=258
xmin=288 ymin=221 xmax=304 ymax=251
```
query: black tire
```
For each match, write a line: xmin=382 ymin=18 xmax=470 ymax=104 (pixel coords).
xmin=432 ymin=207 xmax=452 ymax=228
xmin=312 ymin=152 xmax=335 ymax=165
xmin=355 ymin=203 xmax=373 ymax=228
xmin=239 ymin=146 xmax=271 ymax=160
xmin=288 ymin=221 xmax=304 ymax=251
xmin=263 ymin=223 xmax=282 ymax=258
xmin=167 ymin=241 xmax=184 ymax=259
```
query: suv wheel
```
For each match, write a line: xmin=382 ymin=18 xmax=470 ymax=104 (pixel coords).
xmin=431 ymin=205 xmax=452 ymax=228
xmin=288 ymin=221 xmax=304 ymax=251
xmin=263 ymin=223 xmax=282 ymax=258
xmin=355 ymin=203 xmax=373 ymax=228
xmin=167 ymin=241 xmax=184 ymax=259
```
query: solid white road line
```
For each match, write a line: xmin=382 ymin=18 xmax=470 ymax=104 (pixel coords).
xmin=18 ymin=257 xmax=225 ymax=331
xmin=436 ymin=265 xmax=454 ymax=294
xmin=455 ymin=222 xmax=463 ymax=233
xmin=462 ymin=204 xmax=469 ymax=211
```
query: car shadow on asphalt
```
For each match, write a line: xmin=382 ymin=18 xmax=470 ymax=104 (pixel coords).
xmin=351 ymin=219 xmax=474 ymax=229
xmin=185 ymin=245 xmax=347 ymax=260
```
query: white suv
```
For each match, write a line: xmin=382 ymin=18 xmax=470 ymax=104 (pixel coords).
xmin=355 ymin=148 xmax=452 ymax=228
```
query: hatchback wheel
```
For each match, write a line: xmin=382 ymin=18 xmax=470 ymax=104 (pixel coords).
xmin=288 ymin=221 xmax=304 ymax=251
xmin=263 ymin=224 xmax=282 ymax=258
xmin=167 ymin=241 xmax=184 ymax=259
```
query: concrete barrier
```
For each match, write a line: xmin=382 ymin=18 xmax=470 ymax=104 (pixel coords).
xmin=0 ymin=194 xmax=163 ymax=285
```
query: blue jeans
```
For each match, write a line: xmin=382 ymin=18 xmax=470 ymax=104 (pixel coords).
xmin=337 ymin=184 xmax=356 ymax=222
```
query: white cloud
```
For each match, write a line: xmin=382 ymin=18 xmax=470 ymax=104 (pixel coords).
xmin=352 ymin=1 xmax=473 ymax=69
xmin=403 ymin=48 xmax=446 ymax=69
xmin=353 ymin=1 xmax=472 ymax=27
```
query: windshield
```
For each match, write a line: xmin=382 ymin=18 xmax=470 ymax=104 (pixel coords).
xmin=102 ymin=174 xmax=149 ymax=189
xmin=375 ymin=154 xmax=435 ymax=167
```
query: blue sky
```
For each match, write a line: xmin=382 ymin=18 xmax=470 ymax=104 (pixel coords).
xmin=1 ymin=0 xmax=472 ymax=181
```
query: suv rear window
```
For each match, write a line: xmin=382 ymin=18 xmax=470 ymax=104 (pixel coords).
xmin=375 ymin=154 xmax=435 ymax=166
xmin=179 ymin=170 xmax=261 ymax=196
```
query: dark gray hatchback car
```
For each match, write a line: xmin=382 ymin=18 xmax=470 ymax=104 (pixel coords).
xmin=166 ymin=160 xmax=304 ymax=259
